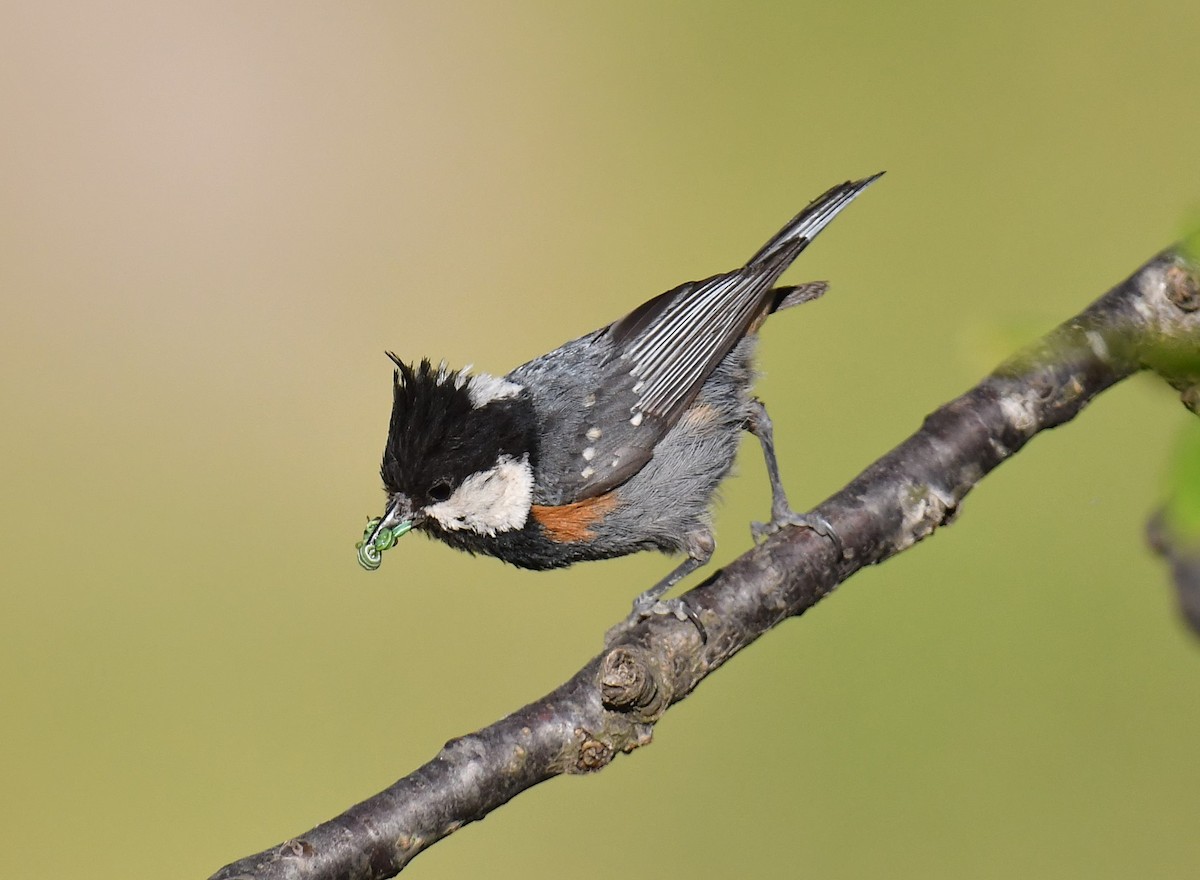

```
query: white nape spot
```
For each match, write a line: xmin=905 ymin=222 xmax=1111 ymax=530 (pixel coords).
xmin=581 ymin=466 xmax=595 ymax=479
xmin=467 ymin=373 xmax=523 ymax=408
xmin=584 ymin=393 xmax=597 ymax=407
xmin=586 ymin=427 xmax=602 ymax=441
xmin=630 ymin=411 xmax=644 ymax=427
xmin=1084 ymin=330 xmax=1110 ymax=362
xmin=424 ymin=454 xmax=533 ymax=536
xmin=582 ymin=447 xmax=596 ymax=461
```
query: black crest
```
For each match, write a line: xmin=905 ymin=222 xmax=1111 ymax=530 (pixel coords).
xmin=380 ymin=356 xmax=538 ymax=505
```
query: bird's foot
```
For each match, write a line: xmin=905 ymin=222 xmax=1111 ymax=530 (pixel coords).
xmin=605 ymin=593 xmax=707 ymax=645
xmin=752 ymin=508 xmax=844 ymax=558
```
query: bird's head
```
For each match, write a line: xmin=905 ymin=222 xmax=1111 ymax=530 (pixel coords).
xmin=357 ymin=356 xmax=538 ymax=569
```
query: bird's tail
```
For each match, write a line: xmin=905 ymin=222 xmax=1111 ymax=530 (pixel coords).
xmin=747 ymin=172 xmax=883 ymax=269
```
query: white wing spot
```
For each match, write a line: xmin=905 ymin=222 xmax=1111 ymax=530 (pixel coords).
xmin=586 ymin=427 xmax=602 ymax=440
xmin=581 ymin=466 xmax=595 ymax=479
xmin=582 ymin=447 xmax=596 ymax=461
xmin=584 ymin=393 xmax=596 ymax=407
xmin=630 ymin=411 xmax=644 ymax=427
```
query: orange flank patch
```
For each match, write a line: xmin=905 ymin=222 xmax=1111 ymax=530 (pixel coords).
xmin=679 ymin=402 xmax=719 ymax=429
xmin=530 ymin=492 xmax=619 ymax=543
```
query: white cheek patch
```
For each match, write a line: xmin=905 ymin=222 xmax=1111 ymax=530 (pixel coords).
xmin=424 ymin=454 xmax=533 ymax=536
xmin=467 ymin=373 xmax=523 ymax=408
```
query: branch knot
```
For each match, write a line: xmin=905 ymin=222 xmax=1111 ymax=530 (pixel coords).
xmin=574 ymin=733 xmax=614 ymax=773
xmin=598 ymin=646 xmax=666 ymax=721
xmin=1165 ymin=264 xmax=1200 ymax=312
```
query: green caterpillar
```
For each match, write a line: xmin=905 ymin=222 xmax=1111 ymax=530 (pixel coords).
xmin=356 ymin=518 xmax=412 ymax=570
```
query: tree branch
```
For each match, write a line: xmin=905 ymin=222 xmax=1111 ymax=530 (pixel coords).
xmin=211 ymin=248 xmax=1200 ymax=880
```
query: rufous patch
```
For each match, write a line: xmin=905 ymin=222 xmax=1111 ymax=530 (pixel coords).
xmin=530 ymin=492 xmax=619 ymax=543
xmin=678 ymin=402 xmax=720 ymax=429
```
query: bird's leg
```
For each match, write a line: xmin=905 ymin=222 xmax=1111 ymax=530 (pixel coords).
xmin=607 ymin=529 xmax=714 ymax=644
xmin=746 ymin=398 xmax=844 ymax=556
xmin=632 ymin=531 xmax=713 ymax=613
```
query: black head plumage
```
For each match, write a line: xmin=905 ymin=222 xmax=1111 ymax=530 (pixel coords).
xmin=380 ymin=356 xmax=538 ymax=507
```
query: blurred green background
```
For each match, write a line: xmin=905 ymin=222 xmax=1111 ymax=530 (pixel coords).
xmin=2 ymin=2 xmax=1198 ymax=877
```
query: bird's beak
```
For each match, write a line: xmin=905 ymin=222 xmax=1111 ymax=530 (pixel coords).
xmin=356 ymin=495 xmax=415 ymax=570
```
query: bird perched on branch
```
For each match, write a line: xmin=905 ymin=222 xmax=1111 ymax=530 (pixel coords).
xmin=358 ymin=173 xmax=881 ymax=624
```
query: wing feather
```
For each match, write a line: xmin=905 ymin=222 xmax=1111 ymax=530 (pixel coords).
xmin=547 ymin=174 xmax=881 ymax=500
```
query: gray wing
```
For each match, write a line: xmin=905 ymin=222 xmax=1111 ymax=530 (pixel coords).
xmin=526 ymin=174 xmax=882 ymax=502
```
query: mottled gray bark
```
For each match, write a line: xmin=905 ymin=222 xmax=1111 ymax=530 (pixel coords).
xmin=211 ymin=248 xmax=1200 ymax=880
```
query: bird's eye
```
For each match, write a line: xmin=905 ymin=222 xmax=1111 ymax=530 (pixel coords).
xmin=429 ymin=481 xmax=452 ymax=502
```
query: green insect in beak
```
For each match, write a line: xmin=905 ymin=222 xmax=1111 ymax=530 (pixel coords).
xmin=356 ymin=517 xmax=413 ymax=570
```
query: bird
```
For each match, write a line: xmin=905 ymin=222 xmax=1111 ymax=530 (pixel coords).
xmin=357 ymin=173 xmax=881 ymax=624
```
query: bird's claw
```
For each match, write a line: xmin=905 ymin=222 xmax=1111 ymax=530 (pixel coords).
xmin=752 ymin=509 xmax=845 ymax=558
xmin=636 ymin=596 xmax=689 ymax=622
xmin=606 ymin=595 xmax=707 ymax=645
